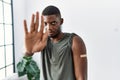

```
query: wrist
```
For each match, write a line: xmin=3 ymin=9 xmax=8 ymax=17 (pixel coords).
xmin=24 ymin=51 xmax=33 ymax=57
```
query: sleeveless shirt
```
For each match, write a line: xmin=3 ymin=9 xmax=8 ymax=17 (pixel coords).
xmin=41 ymin=33 xmax=76 ymax=80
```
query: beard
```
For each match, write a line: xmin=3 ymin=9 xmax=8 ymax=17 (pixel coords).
xmin=49 ymin=26 xmax=62 ymax=38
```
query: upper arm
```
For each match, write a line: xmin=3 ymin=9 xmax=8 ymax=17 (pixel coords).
xmin=72 ymin=35 xmax=87 ymax=80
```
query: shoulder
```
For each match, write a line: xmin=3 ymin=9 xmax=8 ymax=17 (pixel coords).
xmin=72 ymin=33 xmax=86 ymax=55
xmin=72 ymin=34 xmax=83 ymax=43
xmin=70 ymin=33 xmax=83 ymax=44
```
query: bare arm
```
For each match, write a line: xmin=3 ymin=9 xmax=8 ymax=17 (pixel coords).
xmin=72 ymin=35 xmax=87 ymax=80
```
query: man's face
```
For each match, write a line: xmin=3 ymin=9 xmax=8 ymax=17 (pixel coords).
xmin=43 ymin=15 xmax=63 ymax=38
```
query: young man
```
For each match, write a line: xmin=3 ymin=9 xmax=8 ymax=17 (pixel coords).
xmin=24 ymin=5 xmax=87 ymax=80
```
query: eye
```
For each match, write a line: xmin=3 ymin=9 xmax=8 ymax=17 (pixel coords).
xmin=51 ymin=21 xmax=57 ymax=25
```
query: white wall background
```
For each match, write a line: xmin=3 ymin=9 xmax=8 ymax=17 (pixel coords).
xmin=13 ymin=0 xmax=120 ymax=80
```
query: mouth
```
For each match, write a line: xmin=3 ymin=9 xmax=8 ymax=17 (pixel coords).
xmin=48 ymin=30 xmax=57 ymax=37
xmin=48 ymin=31 xmax=54 ymax=35
xmin=48 ymin=30 xmax=54 ymax=34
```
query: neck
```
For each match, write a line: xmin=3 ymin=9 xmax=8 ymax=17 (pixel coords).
xmin=50 ymin=32 xmax=64 ymax=43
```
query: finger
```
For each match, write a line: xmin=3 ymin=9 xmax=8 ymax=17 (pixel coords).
xmin=30 ymin=14 xmax=35 ymax=33
xmin=39 ymin=16 xmax=44 ymax=34
xmin=44 ymin=26 xmax=47 ymax=33
xmin=35 ymin=12 xmax=39 ymax=32
xmin=42 ymin=31 xmax=48 ymax=42
xmin=23 ymin=20 xmax=28 ymax=35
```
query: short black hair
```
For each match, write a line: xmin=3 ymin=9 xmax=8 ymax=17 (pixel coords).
xmin=42 ymin=5 xmax=61 ymax=17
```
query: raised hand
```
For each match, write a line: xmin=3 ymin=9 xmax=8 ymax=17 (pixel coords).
xmin=24 ymin=12 xmax=48 ymax=56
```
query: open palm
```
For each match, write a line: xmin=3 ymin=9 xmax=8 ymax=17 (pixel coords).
xmin=24 ymin=12 xmax=48 ymax=56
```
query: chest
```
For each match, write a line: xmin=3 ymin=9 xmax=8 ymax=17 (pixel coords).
xmin=46 ymin=38 xmax=72 ymax=64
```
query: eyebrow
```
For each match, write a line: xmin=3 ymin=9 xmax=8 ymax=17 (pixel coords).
xmin=44 ymin=20 xmax=57 ymax=23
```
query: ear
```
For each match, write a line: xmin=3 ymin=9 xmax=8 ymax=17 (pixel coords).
xmin=60 ymin=18 xmax=64 ymax=25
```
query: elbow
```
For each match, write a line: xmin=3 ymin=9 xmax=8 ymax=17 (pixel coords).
xmin=76 ymin=77 xmax=87 ymax=80
xmin=76 ymin=74 xmax=87 ymax=80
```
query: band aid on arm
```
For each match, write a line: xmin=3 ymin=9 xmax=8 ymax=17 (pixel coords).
xmin=80 ymin=54 xmax=87 ymax=58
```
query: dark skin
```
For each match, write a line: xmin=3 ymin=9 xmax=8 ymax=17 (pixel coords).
xmin=24 ymin=12 xmax=87 ymax=80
